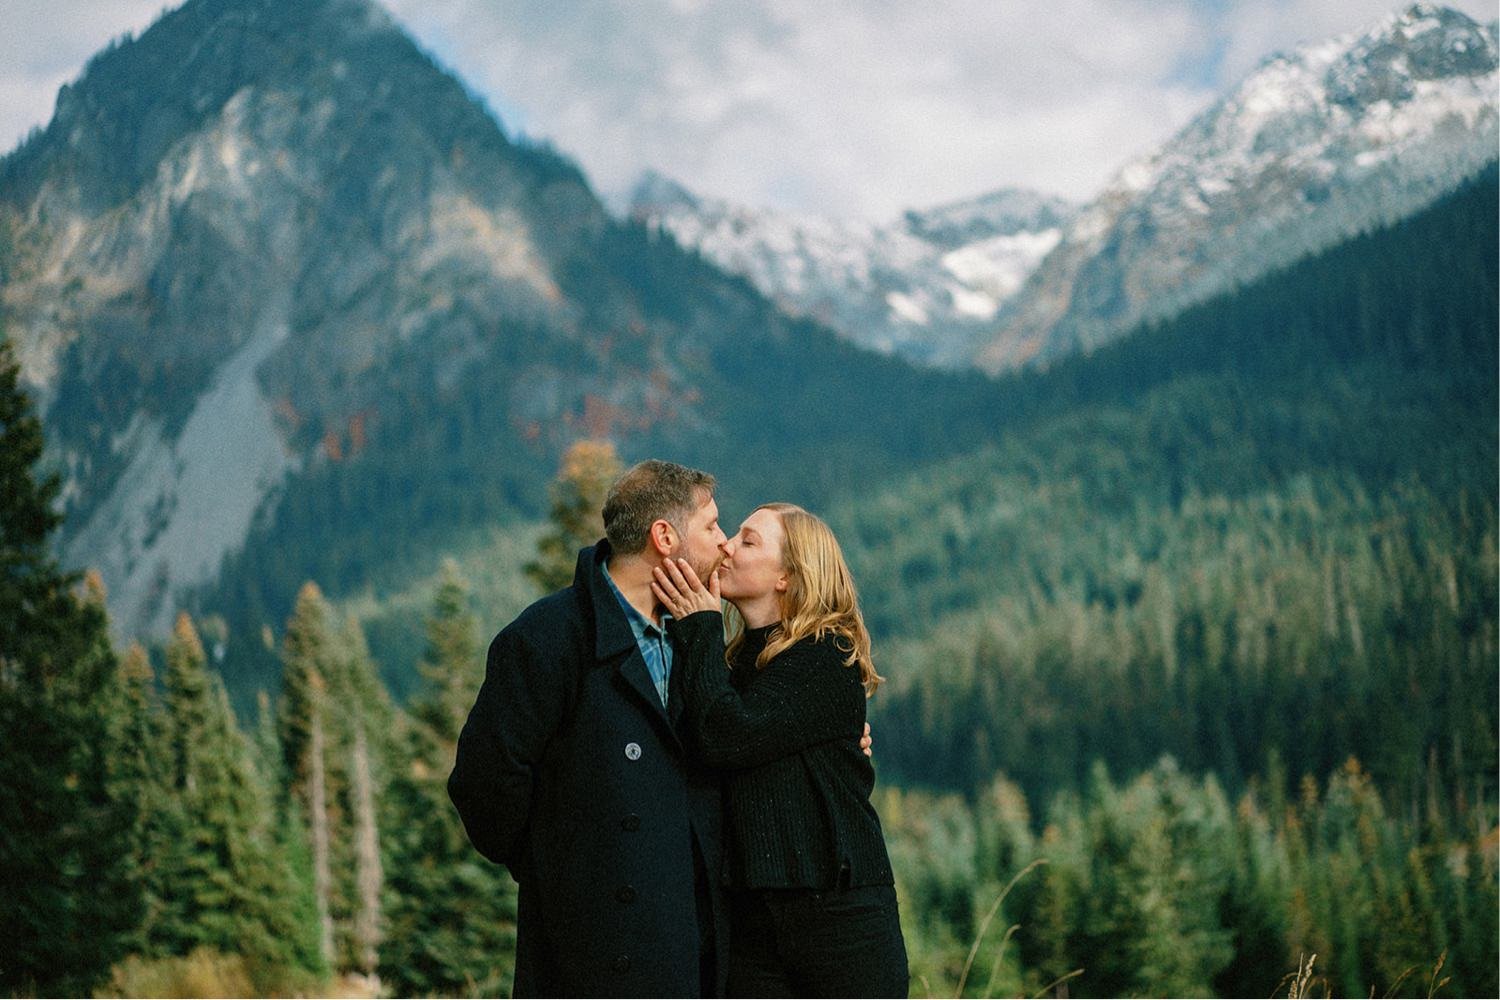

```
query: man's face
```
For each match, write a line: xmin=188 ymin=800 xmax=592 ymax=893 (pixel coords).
xmin=668 ymin=493 xmax=727 ymax=581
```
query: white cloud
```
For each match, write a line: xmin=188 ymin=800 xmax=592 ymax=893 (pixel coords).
xmin=1 ymin=0 xmax=1494 ymax=219
xmin=0 ymin=1 xmax=167 ymax=154
xmin=377 ymin=0 xmax=1494 ymax=217
xmin=0 ymin=71 xmax=71 ymax=151
xmin=377 ymin=0 xmax=1221 ymax=216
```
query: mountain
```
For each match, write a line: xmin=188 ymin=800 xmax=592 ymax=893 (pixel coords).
xmin=628 ymin=172 xmax=1075 ymax=367
xmin=975 ymin=2 xmax=1498 ymax=372
xmin=1 ymin=0 xmax=589 ymax=644
xmin=0 ymin=0 xmax=1009 ymax=670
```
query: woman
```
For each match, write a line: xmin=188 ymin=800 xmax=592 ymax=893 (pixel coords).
xmin=652 ymin=502 xmax=908 ymax=998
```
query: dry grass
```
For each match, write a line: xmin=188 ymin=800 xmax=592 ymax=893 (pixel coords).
xmin=1423 ymin=950 xmax=1452 ymax=999
xmin=1270 ymin=950 xmax=1453 ymax=1000
xmin=94 ymin=949 xmax=378 ymax=999
xmin=96 ymin=950 xmax=254 ymax=999
xmin=951 ymin=859 xmax=1082 ymax=999
xmin=1274 ymin=953 xmax=1328 ymax=999
xmin=955 ymin=859 xmax=1047 ymax=997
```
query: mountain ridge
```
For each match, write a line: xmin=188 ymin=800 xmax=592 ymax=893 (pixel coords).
xmin=976 ymin=1 xmax=1498 ymax=371
xmin=627 ymin=171 xmax=1075 ymax=366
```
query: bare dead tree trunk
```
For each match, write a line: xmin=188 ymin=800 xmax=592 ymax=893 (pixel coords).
xmin=308 ymin=671 xmax=335 ymax=970
xmin=351 ymin=717 xmax=384 ymax=977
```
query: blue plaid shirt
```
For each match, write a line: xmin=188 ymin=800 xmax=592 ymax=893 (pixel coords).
xmin=603 ymin=562 xmax=674 ymax=707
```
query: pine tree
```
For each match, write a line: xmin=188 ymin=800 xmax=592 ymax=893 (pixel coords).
xmin=252 ymin=690 xmax=328 ymax=978
xmin=164 ymin=613 xmax=212 ymax=795
xmin=0 ymin=334 xmax=64 ymax=662
xmin=524 ymin=439 xmax=622 ymax=593
xmin=0 ymin=336 xmax=138 ymax=994
xmin=112 ymin=639 xmax=168 ymax=955
xmin=152 ymin=612 xmax=312 ymax=989
xmin=381 ymin=562 xmax=518 ymax=995
xmin=154 ymin=614 xmax=234 ymax=954
xmin=413 ymin=558 xmax=479 ymax=741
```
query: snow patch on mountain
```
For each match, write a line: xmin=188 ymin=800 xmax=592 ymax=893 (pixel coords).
xmin=630 ymin=173 xmax=1076 ymax=366
xmin=942 ymin=229 xmax=1064 ymax=306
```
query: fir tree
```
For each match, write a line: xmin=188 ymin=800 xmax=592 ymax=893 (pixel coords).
xmin=412 ymin=558 xmax=480 ymax=741
xmin=381 ymin=562 xmax=518 ymax=995
xmin=148 ymin=612 xmax=309 ymax=989
xmin=252 ymin=689 xmax=328 ymax=977
xmin=524 ymin=439 xmax=622 ymax=593
xmin=112 ymin=639 xmax=168 ymax=955
xmin=0 ymin=336 xmax=138 ymax=994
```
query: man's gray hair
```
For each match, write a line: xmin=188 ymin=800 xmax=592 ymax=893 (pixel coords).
xmin=603 ymin=460 xmax=717 ymax=555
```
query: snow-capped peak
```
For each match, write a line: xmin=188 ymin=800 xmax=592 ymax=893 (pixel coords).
xmin=628 ymin=177 xmax=1075 ymax=366
xmin=974 ymin=3 xmax=1497 ymax=373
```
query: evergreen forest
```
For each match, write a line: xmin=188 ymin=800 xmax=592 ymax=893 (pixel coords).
xmin=0 ymin=168 xmax=1495 ymax=996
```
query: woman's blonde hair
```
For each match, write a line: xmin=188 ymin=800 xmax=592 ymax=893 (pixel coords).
xmin=725 ymin=503 xmax=883 ymax=696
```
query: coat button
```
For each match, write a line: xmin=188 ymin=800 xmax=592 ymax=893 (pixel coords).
xmin=613 ymin=954 xmax=631 ymax=973
xmin=621 ymin=813 xmax=641 ymax=832
xmin=616 ymin=884 xmax=637 ymax=903
xmin=624 ymin=742 xmax=642 ymax=760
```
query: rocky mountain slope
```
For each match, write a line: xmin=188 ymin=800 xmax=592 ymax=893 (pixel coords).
xmin=0 ymin=0 xmax=588 ymax=641
xmin=977 ymin=2 xmax=1498 ymax=372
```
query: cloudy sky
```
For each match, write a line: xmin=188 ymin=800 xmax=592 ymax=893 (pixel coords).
xmin=0 ymin=0 xmax=1492 ymax=219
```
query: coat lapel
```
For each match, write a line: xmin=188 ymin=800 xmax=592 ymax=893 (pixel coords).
xmin=580 ymin=541 xmax=680 ymax=748
xmin=617 ymin=647 xmax=672 ymax=729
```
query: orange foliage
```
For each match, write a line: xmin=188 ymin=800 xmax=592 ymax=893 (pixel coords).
xmin=349 ymin=411 xmax=368 ymax=455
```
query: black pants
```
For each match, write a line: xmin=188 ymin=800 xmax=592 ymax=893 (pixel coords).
xmin=693 ymin=833 xmax=719 ymax=997
xmin=726 ymin=883 xmax=908 ymax=998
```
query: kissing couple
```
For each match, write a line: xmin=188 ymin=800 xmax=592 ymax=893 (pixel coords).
xmin=450 ymin=459 xmax=909 ymax=997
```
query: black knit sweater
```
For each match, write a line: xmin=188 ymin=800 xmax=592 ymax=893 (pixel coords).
xmin=672 ymin=611 xmax=895 ymax=891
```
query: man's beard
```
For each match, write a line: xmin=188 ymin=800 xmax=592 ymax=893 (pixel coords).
xmin=677 ymin=548 xmax=721 ymax=585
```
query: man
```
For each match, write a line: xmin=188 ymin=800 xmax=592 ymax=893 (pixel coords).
xmin=449 ymin=460 xmax=730 ymax=996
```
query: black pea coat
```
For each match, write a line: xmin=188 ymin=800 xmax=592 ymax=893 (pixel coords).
xmin=449 ymin=541 xmax=728 ymax=998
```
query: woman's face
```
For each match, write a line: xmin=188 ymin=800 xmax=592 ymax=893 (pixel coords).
xmin=716 ymin=508 xmax=787 ymax=604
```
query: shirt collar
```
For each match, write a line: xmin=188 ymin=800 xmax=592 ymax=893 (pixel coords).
xmin=602 ymin=560 xmax=672 ymax=641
